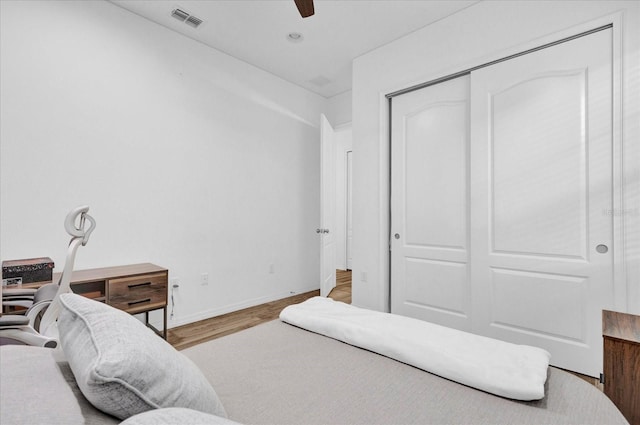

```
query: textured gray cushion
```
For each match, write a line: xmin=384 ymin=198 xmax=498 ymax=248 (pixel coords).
xmin=0 ymin=345 xmax=118 ymax=425
xmin=122 ymin=408 xmax=242 ymax=425
xmin=58 ymin=293 xmax=226 ymax=420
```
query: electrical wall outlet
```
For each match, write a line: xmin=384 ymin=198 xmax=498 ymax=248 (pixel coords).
xmin=361 ymin=271 xmax=368 ymax=282
xmin=200 ymin=273 xmax=209 ymax=286
xmin=269 ymin=263 xmax=275 ymax=274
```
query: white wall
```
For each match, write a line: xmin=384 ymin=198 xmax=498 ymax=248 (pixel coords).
xmin=334 ymin=125 xmax=353 ymax=271
xmin=326 ymin=90 xmax=352 ymax=128
xmin=0 ymin=0 xmax=327 ymax=327
xmin=352 ymin=1 xmax=640 ymax=313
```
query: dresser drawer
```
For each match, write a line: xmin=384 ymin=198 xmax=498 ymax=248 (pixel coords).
xmin=107 ymin=272 xmax=167 ymax=314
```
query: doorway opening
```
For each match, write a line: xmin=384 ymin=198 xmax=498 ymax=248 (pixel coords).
xmin=329 ymin=269 xmax=351 ymax=304
xmin=334 ymin=125 xmax=353 ymax=272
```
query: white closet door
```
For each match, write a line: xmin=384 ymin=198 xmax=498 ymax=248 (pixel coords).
xmin=470 ymin=29 xmax=613 ymax=376
xmin=391 ymin=76 xmax=471 ymax=331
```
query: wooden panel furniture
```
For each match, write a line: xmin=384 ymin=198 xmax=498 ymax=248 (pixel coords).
xmin=603 ymin=309 xmax=640 ymax=425
xmin=68 ymin=263 xmax=168 ymax=339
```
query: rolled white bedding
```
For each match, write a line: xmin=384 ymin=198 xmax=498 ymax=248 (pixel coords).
xmin=280 ymin=296 xmax=550 ymax=401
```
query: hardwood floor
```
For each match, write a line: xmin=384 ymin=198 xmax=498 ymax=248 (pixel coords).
xmin=168 ymin=270 xmax=352 ymax=350
xmin=328 ymin=269 xmax=352 ymax=304
xmin=168 ymin=268 xmax=600 ymax=392
xmin=565 ymin=369 xmax=604 ymax=392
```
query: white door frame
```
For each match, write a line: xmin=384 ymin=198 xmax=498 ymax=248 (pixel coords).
xmin=333 ymin=122 xmax=353 ymax=272
xmin=346 ymin=149 xmax=353 ymax=270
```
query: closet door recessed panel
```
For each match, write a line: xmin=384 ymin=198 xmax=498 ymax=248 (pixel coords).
xmin=405 ymin=101 xmax=467 ymax=250
xmin=491 ymin=71 xmax=587 ymax=259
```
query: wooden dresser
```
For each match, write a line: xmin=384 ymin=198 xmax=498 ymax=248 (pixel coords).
xmin=66 ymin=263 xmax=169 ymax=339
xmin=603 ymin=310 xmax=640 ymax=425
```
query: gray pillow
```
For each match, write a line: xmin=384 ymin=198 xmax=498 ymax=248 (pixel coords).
xmin=58 ymin=293 xmax=226 ymax=420
xmin=122 ymin=408 xmax=242 ymax=425
xmin=0 ymin=346 xmax=95 ymax=425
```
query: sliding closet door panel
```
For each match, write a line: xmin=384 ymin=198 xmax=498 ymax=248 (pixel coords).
xmin=391 ymin=76 xmax=470 ymax=330
xmin=470 ymin=29 xmax=613 ymax=376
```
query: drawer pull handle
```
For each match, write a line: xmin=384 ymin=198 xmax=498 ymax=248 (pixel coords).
xmin=128 ymin=298 xmax=151 ymax=306
xmin=128 ymin=282 xmax=152 ymax=289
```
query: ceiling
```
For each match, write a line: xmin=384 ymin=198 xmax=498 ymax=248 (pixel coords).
xmin=110 ymin=0 xmax=478 ymax=98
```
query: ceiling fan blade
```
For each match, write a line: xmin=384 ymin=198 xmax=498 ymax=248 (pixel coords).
xmin=294 ymin=0 xmax=314 ymax=18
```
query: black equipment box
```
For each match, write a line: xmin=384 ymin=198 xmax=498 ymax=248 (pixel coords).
xmin=2 ymin=257 xmax=54 ymax=286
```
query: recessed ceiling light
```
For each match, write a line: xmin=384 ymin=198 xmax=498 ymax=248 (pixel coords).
xmin=287 ymin=32 xmax=304 ymax=43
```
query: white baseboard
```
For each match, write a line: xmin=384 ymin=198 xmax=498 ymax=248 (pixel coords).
xmin=166 ymin=285 xmax=320 ymax=329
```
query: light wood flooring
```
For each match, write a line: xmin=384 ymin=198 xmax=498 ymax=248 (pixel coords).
xmin=327 ymin=268 xmax=352 ymax=304
xmin=168 ymin=270 xmax=352 ymax=350
xmin=167 ymin=269 xmax=601 ymax=391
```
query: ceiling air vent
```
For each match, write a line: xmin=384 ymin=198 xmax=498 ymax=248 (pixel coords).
xmin=171 ymin=8 xmax=189 ymax=21
xmin=171 ymin=8 xmax=203 ymax=28
xmin=185 ymin=15 xmax=203 ymax=28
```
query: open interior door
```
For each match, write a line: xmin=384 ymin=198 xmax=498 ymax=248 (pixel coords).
xmin=319 ymin=114 xmax=336 ymax=297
